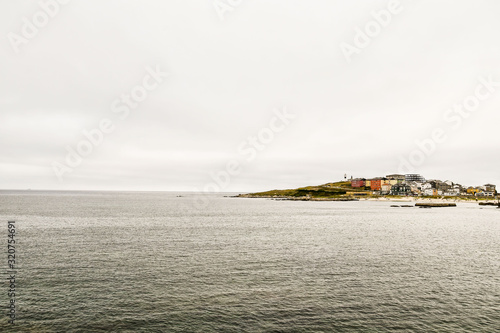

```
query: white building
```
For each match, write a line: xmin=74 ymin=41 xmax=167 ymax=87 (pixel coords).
xmin=381 ymin=184 xmax=392 ymax=194
xmin=477 ymin=191 xmax=495 ymax=197
xmin=444 ymin=188 xmax=461 ymax=196
xmin=423 ymin=188 xmax=437 ymax=196
xmin=422 ymin=183 xmax=433 ymax=190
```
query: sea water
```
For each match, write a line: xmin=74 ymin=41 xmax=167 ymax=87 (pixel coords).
xmin=0 ymin=191 xmax=498 ymax=332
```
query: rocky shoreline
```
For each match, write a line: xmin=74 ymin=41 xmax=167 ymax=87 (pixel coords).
xmin=236 ymin=194 xmax=357 ymax=201
xmin=236 ymin=194 xmax=499 ymax=205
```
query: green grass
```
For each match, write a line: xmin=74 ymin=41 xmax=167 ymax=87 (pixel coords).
xmin=245 ymin=181 xmax=351 ymax=198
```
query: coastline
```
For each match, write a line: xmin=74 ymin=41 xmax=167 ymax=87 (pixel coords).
xmin=237 ymin=194 xmax=498 ymax=204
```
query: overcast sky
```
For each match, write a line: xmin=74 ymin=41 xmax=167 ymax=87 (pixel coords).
xmin=1 ymin=0 xmax=499 ymax=192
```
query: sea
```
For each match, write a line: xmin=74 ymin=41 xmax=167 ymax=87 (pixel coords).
xmin=0 ymin=191 xmax=499 ymax=332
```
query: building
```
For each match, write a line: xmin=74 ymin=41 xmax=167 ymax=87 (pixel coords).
xmin=405 ymin=174 xmax=425 ymax=183
xmin=365 ymin=179 xmax=371 ymax=188
xmin=467 ymin=187 xmax=481 ymax=195
xmin=410 ymin=181 xmax=424 ymax=191
xmin=408 ymin=182 xmax=422 ymax=195
xmin=388 ymin=179 xmax=398 ymax=186
xmin=444 ymin=188 xmax=460 ymax=196
xmin=435 ymin=180 xmax=451 ymax=193
xmin=381 ymin=184 xmax=392 ymax=194
xmin=386 ymin=174 xmax=405 ymax=185
xmin=387 ymin=174 xmax=405 ymax=180
xmin=351 ymin=178 xmax=366 ymax=188
xmin=422 ymin=182 xmax=433 ymax=190
xmin=423 ymin=188 xmax=438 ymax=196
xmin=477 ymin=191 xmax=495 ymax=197
xmin=370 ymin=178 xmax=383 ymax=191
xmin=484 ymin=184 xmax=497 ymax=193
xmin=390 ymin=184 xmax=412 ymax=196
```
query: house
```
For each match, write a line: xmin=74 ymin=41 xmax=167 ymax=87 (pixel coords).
xmin=412 ymin=182 xmax=423 ymax=190
xmin=423 ymin=188 xmax=438 ymax=196
xmin=435 ymin=181 xmax=451 ymax=193
xmin=386 ymin=174 xmax=405 ymax=185
xmin=388 ymin=179 xmax=399 ymax=186
xmin=444 ymin=188 xmax=460 ymax=196
xmin=476 ymin=191 xmax=495 ymax=197
xmin=370 ymin=178 xmax=384 ymax=191
xmin=407 ymin=181 xmax=422 ymax=194
xmin=484 ymin=184 xmax=497 ymax=193
xmin=386 ymin=174 xmax=405 ymax=180
xmin=426 ymin=180 xmax=450 ymax=192
xmin=390 ymin=184 xmax=412 ymax=196
xmin=467 ymin=187 xmax=481 ymax=195
xmin=422 ymin=182 xmax=433 ymax=190
xmin=351 ymin=178 xmax=366 ymax=188
xmin=381 ymin=184 xmax=392 ymax=194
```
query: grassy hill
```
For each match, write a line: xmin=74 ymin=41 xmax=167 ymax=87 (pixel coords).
xmin=238 ymin=181 xmax=368 ymax=199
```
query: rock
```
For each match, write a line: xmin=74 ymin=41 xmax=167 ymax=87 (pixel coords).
xmin=415 ymin=203 xmax=456 ymax=207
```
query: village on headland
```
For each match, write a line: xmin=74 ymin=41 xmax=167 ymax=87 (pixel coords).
xmin=237 ymin=173 xmax=498 ymax=206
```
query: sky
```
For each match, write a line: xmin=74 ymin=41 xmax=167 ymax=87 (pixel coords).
xmin=1 ymin=0 xmax=499 ymax=192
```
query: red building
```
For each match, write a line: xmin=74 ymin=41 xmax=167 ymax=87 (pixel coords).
xmin=370 ymin=178 xmax=382 ymax=191
xmin=351 ymin=178 xmax=365 ymax=188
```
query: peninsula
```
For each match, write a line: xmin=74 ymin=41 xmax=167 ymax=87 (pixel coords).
xmin=238 ymin=174 xmax=498 ymax=202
